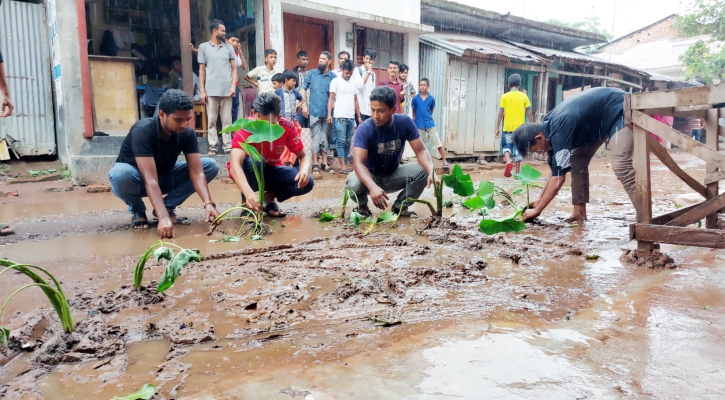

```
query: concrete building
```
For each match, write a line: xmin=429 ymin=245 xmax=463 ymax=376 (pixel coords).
xmin=416 ymin=0 xmax=652 ymax=160
xmin=0 ymin=0 xmax=432 ymax=184
xmin=592 ymin=15 xmax=720 ymax=84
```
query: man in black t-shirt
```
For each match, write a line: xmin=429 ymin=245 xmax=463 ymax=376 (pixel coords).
xmin=1 ymin=48 xmax=15 ymax=237
xmin=109 ymin=90 xmax=220 ymax=238
xmin=512 ymin=87 xmax=634 ymax=223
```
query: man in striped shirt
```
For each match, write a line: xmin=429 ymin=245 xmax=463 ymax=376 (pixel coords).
xmin=691 ymin=118 xmax=704 ymax=143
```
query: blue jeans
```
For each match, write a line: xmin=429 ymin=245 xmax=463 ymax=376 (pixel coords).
xmin=692 ymin=129 xmax=702 ymax=143
xmin=333 ymin=117 xmax=355 ymax=163
xmin=231 ymin=87 xmax=241 ymax=122
xmin=109 ymin=158 xmax=219 ymax=215
xmin=502 ymin=131 xmax=523 ymax=162
xmin=240 ymin=157 xmax=314 ymax=203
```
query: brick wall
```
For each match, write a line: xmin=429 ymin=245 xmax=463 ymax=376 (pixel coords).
xmin=604 ymin=17 xmax=679 ymax=55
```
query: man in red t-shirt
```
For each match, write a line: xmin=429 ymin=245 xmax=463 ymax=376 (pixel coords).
xmin=227 ymin=93 xmax=313 ymax=217
xmin=378 ymin=60 xmax=404 ymax=114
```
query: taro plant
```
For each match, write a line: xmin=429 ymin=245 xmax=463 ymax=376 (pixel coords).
xmin=210 ymin=118 xmax=286 ymax=239
xmin=404 ymin=165 xmax=475 ymax=218
xmin=460 ymin=165 xmax=544 ymax=235
xmin=512 ymin=164 xmax=543 ymax=209
xmin=134 ymin=241 xmax=202 ymax=293
xmin=318 ymin=190 xmax=359 ymax=222
xmin=0 ymin=260 xmax=75 ymax=345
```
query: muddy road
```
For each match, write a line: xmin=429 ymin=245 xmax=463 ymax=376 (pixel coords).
xmin=1 ymin=154 xmax=724 ymax=399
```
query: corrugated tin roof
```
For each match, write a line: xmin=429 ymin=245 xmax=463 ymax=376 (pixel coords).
xmin=420 ymin=33 xmax=544 ymax=63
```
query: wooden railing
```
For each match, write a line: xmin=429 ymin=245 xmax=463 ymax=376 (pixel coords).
xmin=626 ymin=83 xmax=725 ymax=254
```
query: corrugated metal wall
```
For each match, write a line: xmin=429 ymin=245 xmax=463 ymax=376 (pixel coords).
xmin=419 ymin=43 xmax=447 ymax=145
xmin=0 ymin=1 xmax=56 ymax=156
xmin=447 ymin=59 xmax=504 ymax=155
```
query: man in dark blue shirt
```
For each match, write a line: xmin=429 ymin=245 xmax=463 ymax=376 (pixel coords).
xmin=512 ymin=87 xmax=634 ymax=223
xmin=344 ymin=86 xmax=435 ymax=217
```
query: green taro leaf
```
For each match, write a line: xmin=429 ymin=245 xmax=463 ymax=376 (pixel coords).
xmin=112 ymin=383 xmax=157 ymax=400
xmin=222 ymin=236 xmax=241 ymax=242
xmin=513 ymin=164 xmax=542 ymax=185
xmin=478 ymin=211 xmax=527 ymax=235
xmin=219 ymin=118 xmax=253 ymax=134
xmin=477 ymin=181 xmax=496 ymax=209
xmin=512 ymin=188 xmax=523 ymax=195
xmin=442 ymin=165 xmax=475 ymax=197
xmin=46 ymin=169 xmax=57 ymax=174
xmin=376 ymin=211 xmax=397 ymax=224
xmin=0 ymin=326 xmax=9 ymax=346
xmin=319 ymin=212 xmax=336 ymax=222
xmin=240 ymin=143 xmax=263 ymax=162
xmin=462 ymin=196 xmax=488 ymax=211
xmin=251 ymin=235 xmax=264 ymax=241
xmin=27 ymin=170 xmax=43 ymax=177
xmin=157 ymin=249 xmax=202 ymax=293
xmin=350 ymin=212 xmax=364 ymax=226
xmin=442 ymin=199 xmax=454 ymax=208
xmin=153 ymin=247 xmax=174 ymax=263
xmin=242 ymin=120 xmax=286 ymax=143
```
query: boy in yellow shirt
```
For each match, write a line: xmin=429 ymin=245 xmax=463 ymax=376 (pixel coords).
xmin=495 ymin=74 xmax=534 ymax=177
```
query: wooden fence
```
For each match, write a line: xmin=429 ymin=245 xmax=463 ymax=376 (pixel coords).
xmin=626 ymin=83 xmax=725 ymax=255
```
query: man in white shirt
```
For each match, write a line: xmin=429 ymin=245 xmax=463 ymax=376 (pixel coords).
xmin=227 ymin=36 xmax=247 ymax=121
xmin=353 ymin=49 xmax=376 ymax=124
xmin=327 ymin=60 xmax=358 ymax=174
xmin=332 ymin=51 xmax=350 ymax=77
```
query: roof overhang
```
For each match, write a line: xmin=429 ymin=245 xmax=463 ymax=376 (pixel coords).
xmin=420 ymin=33 xmax=544 ymax=64
xmin=282 ymin=0 xmax=434 ymax=34
xmin=421 ymin=0 xmax=607 ymax=51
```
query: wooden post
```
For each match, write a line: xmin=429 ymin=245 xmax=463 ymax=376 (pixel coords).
xmin=179 ymin=0 xmax=193 ymax=97
xmin=633 ymin=123 xmax=654 ymax=254
xmin=705 ymin=108 xmax=720 ymax=228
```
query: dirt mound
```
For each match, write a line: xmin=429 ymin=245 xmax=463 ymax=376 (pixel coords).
xmin=31 ymin=318 xmax=127 ymax=365
xmin=620 ymin=250 xmax=677 ymax=269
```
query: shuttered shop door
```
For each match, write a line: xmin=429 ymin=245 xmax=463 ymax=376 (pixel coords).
xmin=0 ymin=0 xmax=56 ymax=156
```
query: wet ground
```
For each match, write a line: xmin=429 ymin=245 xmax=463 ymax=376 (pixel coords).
xmin=1 ymin=153 xmax=724 ymax=399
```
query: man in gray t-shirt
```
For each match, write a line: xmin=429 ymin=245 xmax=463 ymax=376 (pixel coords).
xmin=198 ymin=20 xmax=237 ymax=155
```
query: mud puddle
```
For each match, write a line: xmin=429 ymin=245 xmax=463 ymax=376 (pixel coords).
xmin=1 ymin=155 xmax=724 ymax=398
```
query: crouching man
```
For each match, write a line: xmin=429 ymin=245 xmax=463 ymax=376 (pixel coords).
xmin=511 ymin=87 xmax=635 ymax=223
xmin=227 ymin=92 xmax=314 ymax=217
xmin=110 ymin=89 xmax=220 ymax=238
xmin=344 ymin=86 xmax=435 ymax=217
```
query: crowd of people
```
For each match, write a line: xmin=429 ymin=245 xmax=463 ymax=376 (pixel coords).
xmin=108 ymin=18 xmax=454 ymax=238
xmin=51 ymin=17 xmax=638 ymax=239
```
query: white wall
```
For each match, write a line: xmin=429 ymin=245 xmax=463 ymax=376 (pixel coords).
xmin=309 ymin=0 xmax=421 ymax=25
xmin=334 ymin=20 xmax=354 ymax=64
xmin=594 ymin=35 xmax=722 ymax=79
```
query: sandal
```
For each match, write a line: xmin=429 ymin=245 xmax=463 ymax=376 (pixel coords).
xmin=312 ymin=165 xmax=321 ymax=179
xmin=152 ymin=209 xmax=192 ymax=225
xmin=208 ymin=148 xmax=217 ymax=156
xmin=340 ymin=168 xmax=353 ymax=175
xmin=320 ymin=164 xmax=328 ymax=172
xmin=264 ymin=202 xmax=287 ymax=218
xmin=1 ymin=225 xmax=15 ymax=236
xmin=353 ymin=207 xmax=372 ymax=218
xmin=131 ymin=212 xmax=150 ymax=230
xmin=328 ymin=168 xmax=336 ymax=175
xmin=393 ymin=207 xmax=417 ymax=218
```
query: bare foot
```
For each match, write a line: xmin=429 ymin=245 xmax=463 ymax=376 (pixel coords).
xmin=564 ymin=214 xmax=586 ymax=224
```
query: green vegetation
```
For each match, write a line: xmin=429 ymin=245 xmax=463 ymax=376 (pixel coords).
xmin=0 ymin=260 xmax=75 ymax=345
xmin=676 ymin=0 xmax=725 ymax=84
xmin=211 ymin=118 xmax=286 ymax=239
xmin=134 ymin=241 xmax=202 ymax=293
xmin=112 ymin=383 xmax=157 ymax=400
